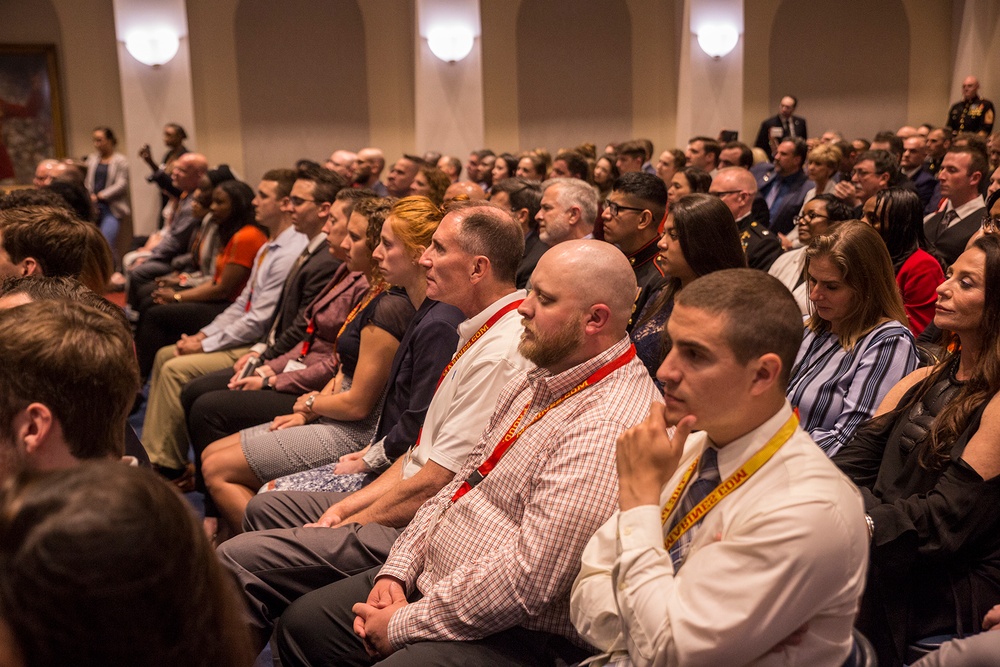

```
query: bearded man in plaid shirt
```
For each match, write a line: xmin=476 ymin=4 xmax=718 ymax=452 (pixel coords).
xmin=273 ymin=240 xmax=662 ymax=666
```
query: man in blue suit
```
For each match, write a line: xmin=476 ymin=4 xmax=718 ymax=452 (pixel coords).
xmin=756 ymin=138 xmax=813 ymax=236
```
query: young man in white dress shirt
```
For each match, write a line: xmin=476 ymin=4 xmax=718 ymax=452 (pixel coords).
xmin=571 ymin=269 xmax=869 ymax=667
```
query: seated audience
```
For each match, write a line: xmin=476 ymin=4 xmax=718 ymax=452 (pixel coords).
xmin=666 ymin=166 xmax=711 ymax=211
xmin=134 ymin=179 xmax=267 ymax=378
xmin=593 ymin=153 xmax=620 ymax=206
xmin=788 ymin=221 xmax=918 ymax=456
xmin=0 ymin=206 xmax=88 ymax=280
xmin=181 ymin=189 xmax=372 ymax=496
xmin=201 ymin=197 xmax=463 ymax=537
xmin=710 ymin=167 xmax=784 ymax=271
xmin=550 ymin=150 xmax=590 ymax=181
xmin=489 ymin=177 xmax=545 ymax=289
xmin=0 ymin=462 xmax=254 ymax=667
xmin=216 ymin=201 xmax=532 ymax=653
xmin=515 ymin=151 xmax=547 ymax=181
xmin=631 ymin=193 xmax=746 ymax=380
xmin=571 ymin=269 xmax=867 ymax=666
xmin=757 ymin=137 xmax=812 ymax=236
xmin=79 ymin=223 xmax=115 ymax=294
xmin=802 ymin=142 xmax=842 ymax=206
xmin=925 ymin=146 xmax=988 ymax=266
xmin=866 ymin=187 xmax=946 ymax=336
xmin=654 ymin=148 xmax=686 ymax=187
xmin=125 ymin=152 xmax=209 ymax=311
xmin=834 ymin=234 xmax=1000 ymax=666
xmin=268 ymin=240 xmax=658 ymax=666
xmin=769 ymin=194 xmax=854 ymax=313
xmin=536 ymin=177 xmax=598 ymax=245
xmin=140 ymin=171 xmax=323 ymax=483
xmin=407 ymin=164 xmax=449 ymax=206
xmin=601 ymin=172 xmax=667 ymax=288
xmin=0 ymin=300 xmax=139 ymax=482
xmin=490 ymin=153 xmax=518 ymax=184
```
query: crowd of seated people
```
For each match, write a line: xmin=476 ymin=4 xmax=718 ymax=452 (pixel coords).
xmin=2 ymin=103 xmax=1000 ymax=667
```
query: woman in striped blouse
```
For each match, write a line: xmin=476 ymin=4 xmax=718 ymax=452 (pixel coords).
xmin=787 ymin=221 xmax=918 ymax=456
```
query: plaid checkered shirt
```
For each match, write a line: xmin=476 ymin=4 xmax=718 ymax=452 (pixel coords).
xmin=379 ymin=336 xmax=663 ymax=649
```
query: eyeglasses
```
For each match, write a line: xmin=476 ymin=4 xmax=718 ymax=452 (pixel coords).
xmin=709 ymin=190 xmax=743 ymax=198
xmin=289 ymin=196 xmax=316 ymax=206
xmin=982 ymin=214 xmax=1000 ymax=233
xmin=851 ymin=168 xmax=875 ymax=178
xmin=793 ymin=212 xmax=829 ymax=224
xmin=605 ymin=201 xmax=646 ymax=217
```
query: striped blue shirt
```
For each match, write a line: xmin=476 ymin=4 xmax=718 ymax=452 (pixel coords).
xmin=787 ymin=320 xmax=917 ymax=457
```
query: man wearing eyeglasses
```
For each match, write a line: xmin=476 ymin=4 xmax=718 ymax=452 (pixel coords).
xmin=601 ymin=172 xmax=666 ymax=288
xmin=833 ymin=149 xmax=897 ymax=214
xmin=710 ymin=167 xmax=783 ymax=272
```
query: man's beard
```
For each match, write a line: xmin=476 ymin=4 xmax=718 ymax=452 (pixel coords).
xmin=518 ymin=316 xmax=584 ymax=370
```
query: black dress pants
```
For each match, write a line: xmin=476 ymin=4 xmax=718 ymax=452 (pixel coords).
xmin=275 ymin=566 xmax=592 ymax=667
xmin=135 ymin=301 xmax=229 ymax=378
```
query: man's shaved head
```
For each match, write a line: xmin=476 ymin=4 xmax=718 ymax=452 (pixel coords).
xmin=539 ymin=240 xmax=637 ymax=334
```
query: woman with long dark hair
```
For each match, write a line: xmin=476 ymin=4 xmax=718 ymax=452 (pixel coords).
xmin=630 ymin=193 xmax=746 ymax=380
xmin=867 ymin=187 xmax=945 ymax=336
xmin=834 ymin=234 xmax=1000 ymax=666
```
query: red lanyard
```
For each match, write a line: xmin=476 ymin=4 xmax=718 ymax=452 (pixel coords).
xmin=412 ymin=298 xmax=523 ymax=450
xmin=324 ymin=283 xmax=386 ymax=355
xmin=450 ymin=344 xmax=636 ymax=503
xmin=435 ymin=299 xmax=523 ymax=391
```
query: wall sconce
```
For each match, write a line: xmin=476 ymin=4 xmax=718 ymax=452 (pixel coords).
xmin=426 ymin=24 xmax=475 ymax=63
xmin=696 ymin=24 xmax=739 ymax=59
xmin=125 ymin=27 xmax=180 ymax=67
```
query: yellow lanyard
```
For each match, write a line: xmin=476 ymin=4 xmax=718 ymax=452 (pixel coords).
xmin=660 ymin=414 xmax=799 ymax=552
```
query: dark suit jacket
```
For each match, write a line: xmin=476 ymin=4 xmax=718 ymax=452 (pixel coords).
xmin=754 ymin=114 xmax=808 ymax=159
xmin=516 ymin=230 xmax=548 ymax=289
xmin=378 ymin=299 xmax=465 ymax=461
xmin=736 ymin=214 xmax=783 ymax=272
xmin=906 ymin=167 xmax=939 ymax=215
xmin=260 ymin=239 xmax=341 ymax=360
xmin=756 ymin=169 xmax=813 ymax=235
xmin=924 ymin=204 xmax=986 ymax=266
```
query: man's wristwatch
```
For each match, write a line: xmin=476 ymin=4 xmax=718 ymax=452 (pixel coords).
xmin=261 ymin=375 xmax=272 ymax=390
xmin=305 ymin=394 xmax=317 ymax=412
xmin=173 ymin=292 xmax=182 ymax=302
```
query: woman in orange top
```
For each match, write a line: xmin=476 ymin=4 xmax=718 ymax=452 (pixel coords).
xmin=135 ymin=179 xmax=267 ymax=378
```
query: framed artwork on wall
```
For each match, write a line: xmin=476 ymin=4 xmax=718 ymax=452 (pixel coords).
xmin=0 ymin=44 xmax=65 ymax=185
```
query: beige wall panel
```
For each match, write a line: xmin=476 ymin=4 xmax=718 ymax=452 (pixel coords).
xmin=481 ymin=0 xmax=522 ymax=152
xmin=186 ymin=0 xmax=244 ymax=175
xmin=903 ymin=0 xmax=952 ymax=127
xmin=742 ymin=0 xmax=781 ymax=142
xmin=627 ymin=0 xmax=681 ymax=152
xmin=233 ymin=0 xmax=369 ymax=185
xmin=359 ymin=0 xmax=416 ymax=159
xmin=49 ymin=0 xmax=125 ymax=162
xmin=516 ymin=0 xmax=633 ymax=153
xmin=765 ymin=0 xmax=909 ymax=141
